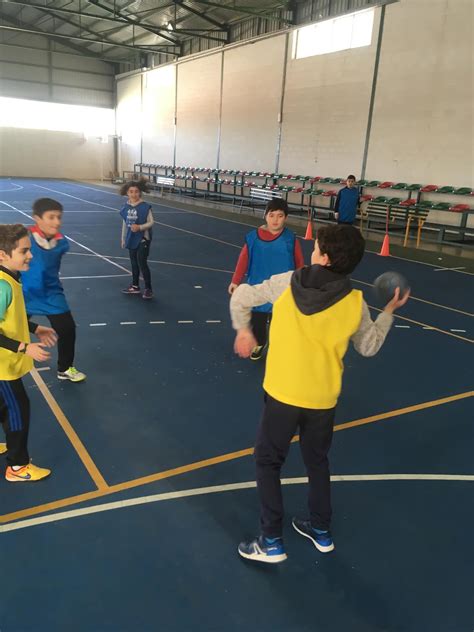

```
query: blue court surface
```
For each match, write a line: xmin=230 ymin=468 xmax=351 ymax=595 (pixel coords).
xmin=0 ymin=178 xmax=473 ymax=632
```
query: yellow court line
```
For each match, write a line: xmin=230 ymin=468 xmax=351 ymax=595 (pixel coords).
xmin=367 ymin=305 xmax=474 ymax=344
xmin=30 ymin=369 xmax=108 ymax=491
xmin=2 ymin=389 xmax=472 ymax=525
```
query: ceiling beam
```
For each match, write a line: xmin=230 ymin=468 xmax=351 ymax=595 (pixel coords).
xmin=191 ymin=0 xmax=293 ymax=24
xmin=87 ymin=0 xmax=181 ymax=46
xmin=0 ymin=9 xmax=109 ymax=58
xmin=0 ymin=39 xmax=129 ymax=64
xmin=173 ymin=0 xmax=229 ymax=33
xmin=0 ymin=24 xmax=178 ymax=55
xmin=0 ymin=0 xmax=134 ymax=26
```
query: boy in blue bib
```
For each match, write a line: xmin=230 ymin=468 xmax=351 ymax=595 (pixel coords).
xmin=228 ymin=199 xmax=304 ymax=360
xmin=22 ymin=198 xmax=86 ymax=383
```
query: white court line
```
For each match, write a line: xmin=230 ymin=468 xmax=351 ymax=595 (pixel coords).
xmin=36 ymin=367 xmax=51 ymax=372
xmin=395 ymin=325 xmax=410 ymax=328
xmin=150 ymin=321 xmax=166 ymax=324
xmin=423 ymin=327 xmax=435 ymax=330
xmin=120 ymin=321 xmax=136 ymax=325
xmin=194 ymin=285 xmax=202 ymax=288
xmin=178 ymin=320 xmax=193 ymax=324
xmin=450 ymin=329 xmax=467 ymax=333
xmin=89 ymin=323 xmax=107 ymax=327
xmin=40 ymin=187 xmax=474 ymax=315
xmin=61 ymin=274 xmax=130 ymax=280
xmin=64 ymin=251 xmax=233 ymax=275
xmin=67 ymin=180 xmax=474 ymax=276
xmin=0 ymin=182 xmax=23 ymax=191
xmin=30 ymin=182 xmax=240 ymax=248
xmin=1 ymin=474 xmax=472 ymax=534
xmin=433 ymin=266 xmax=466 ymax=272
xmin=206 ymin=320 xmax=221 ymax=323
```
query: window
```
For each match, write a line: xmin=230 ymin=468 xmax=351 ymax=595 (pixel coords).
xmin=293 ymin=9 xmax=375 ymax=59
xmin=0 ymin=96 xmax=115 ymax=138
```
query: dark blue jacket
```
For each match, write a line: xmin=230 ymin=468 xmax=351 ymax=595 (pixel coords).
xmin=334 ymin=187 xmax=359 ymax=224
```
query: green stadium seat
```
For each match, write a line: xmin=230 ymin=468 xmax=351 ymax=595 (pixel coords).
xmin=431 ymin=202 xmax=451 ymax=210
xmin=454 ymin=187 xmax=472 ymax=195
xmin=391 ymin=183 xmax=409 ymax=190
xmin=436 ymin=186 xmax=455 ymax=194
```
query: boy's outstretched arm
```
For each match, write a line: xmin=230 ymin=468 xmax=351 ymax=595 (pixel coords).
xmin=352 ymin=287 xmax=410 ymax=357
xmin=230 ymin=271 xmax=293 ymax=357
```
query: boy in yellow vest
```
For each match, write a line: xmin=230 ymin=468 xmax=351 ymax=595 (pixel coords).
xmin=0 ymin=224 xmax=57 ymax=482
xmin=230 ymin=224 xmax=409 ymax=563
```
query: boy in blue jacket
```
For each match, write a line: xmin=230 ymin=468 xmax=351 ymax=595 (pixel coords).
xmin=334 ymin=175 xmax=360 ymax=225
xmin=22 ymin=198 xmax=86 ymax=383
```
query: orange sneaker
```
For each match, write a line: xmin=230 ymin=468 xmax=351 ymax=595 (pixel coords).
xmin=5 ymin=462 xmax=51 ymax=482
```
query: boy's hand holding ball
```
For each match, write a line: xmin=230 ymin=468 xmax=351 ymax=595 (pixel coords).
xmin=234 ymin=328 xmax=257 ymax=358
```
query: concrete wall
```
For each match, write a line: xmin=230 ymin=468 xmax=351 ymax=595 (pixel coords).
xmin=116 ymin=0 xmax=473 ymax=186
xmin=0 ymin=128 xmax=113 ymax=179
xmin=366 ymin=0 xmax=473 ymax=186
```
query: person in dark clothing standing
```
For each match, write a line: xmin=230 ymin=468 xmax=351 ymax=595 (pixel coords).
xmin=334 ymin=175 xmax=360 ymax=225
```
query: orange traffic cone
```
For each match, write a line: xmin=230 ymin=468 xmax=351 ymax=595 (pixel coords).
xmin=378 ymin=233 xmax=390 ymax=257
xmin=304 ymin=210 xmax=313 ymax=240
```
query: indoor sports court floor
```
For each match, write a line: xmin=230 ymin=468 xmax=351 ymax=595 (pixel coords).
xmin=0 ymin=178 xmax=473 ymax=632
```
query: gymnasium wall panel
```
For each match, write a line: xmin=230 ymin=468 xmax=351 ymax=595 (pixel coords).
xmin=175 ymin=55 xmax=222 ymax=168
xmin=366 ymin=0 xmax=473 ymax=186
xmin=219 ymin=35 xmax=286 ymax=172
xmin=0 ymin=46 xmax=114 ymax=107
xmin=279 ymin=9 xmax=380 ymax=178
xmin=0 ymin=128 xmax=113 ymax=179
xmin=116 ymin=74 xmax=142 ymax=173
xmin=141 ymin=65 xmax=176 ymax=165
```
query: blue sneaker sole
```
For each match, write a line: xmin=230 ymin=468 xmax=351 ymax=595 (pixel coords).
xmin=292 ymin=519 xmax=335 ymax=553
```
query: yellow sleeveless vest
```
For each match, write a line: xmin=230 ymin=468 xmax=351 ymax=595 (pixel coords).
xmin=263 ymin=287 xmax=363 ymax=409
xmin=0 ymin=270 xmax=33 ymax=380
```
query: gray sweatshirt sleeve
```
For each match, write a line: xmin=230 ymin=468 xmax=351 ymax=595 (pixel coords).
xmin=140 ymin=208 xmax=154 ymax=232
xmin=230 ymin=271 xmax=294 ymax=330
xmin=351 ymin=300 xmax=394 ymax=356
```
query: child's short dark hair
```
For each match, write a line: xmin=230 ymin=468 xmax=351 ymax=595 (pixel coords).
xmin=0 ymin=224 xmax=28 ymax=256
xmin=265 ymin=198 xmax=289 ymax=216
xmin=32 ymin=198 xmax=63 ymax=217
xmin=120 ymin=177 xmax=150 ymax=196
xmin=317 ymin=224 xmax=365 ymax=275
xmin=347 ymin=175 xmax=356 ymax=181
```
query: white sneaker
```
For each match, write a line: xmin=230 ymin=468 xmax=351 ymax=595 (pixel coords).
xmin=57 ymin=366 xmax=87 ymax=382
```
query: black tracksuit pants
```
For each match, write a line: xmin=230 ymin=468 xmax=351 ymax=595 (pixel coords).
xmin=28 ymin=311 xmax=76 ymax=373
xmin=129 ymin=239 xmax=152 ymax=290
xmin=0 ymin=378 xmax=30 ymax=467
xmin=255 ymin=394 xmax=335 ymax=538
xmin=250 ymin=311 xmax=272 ymax=347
